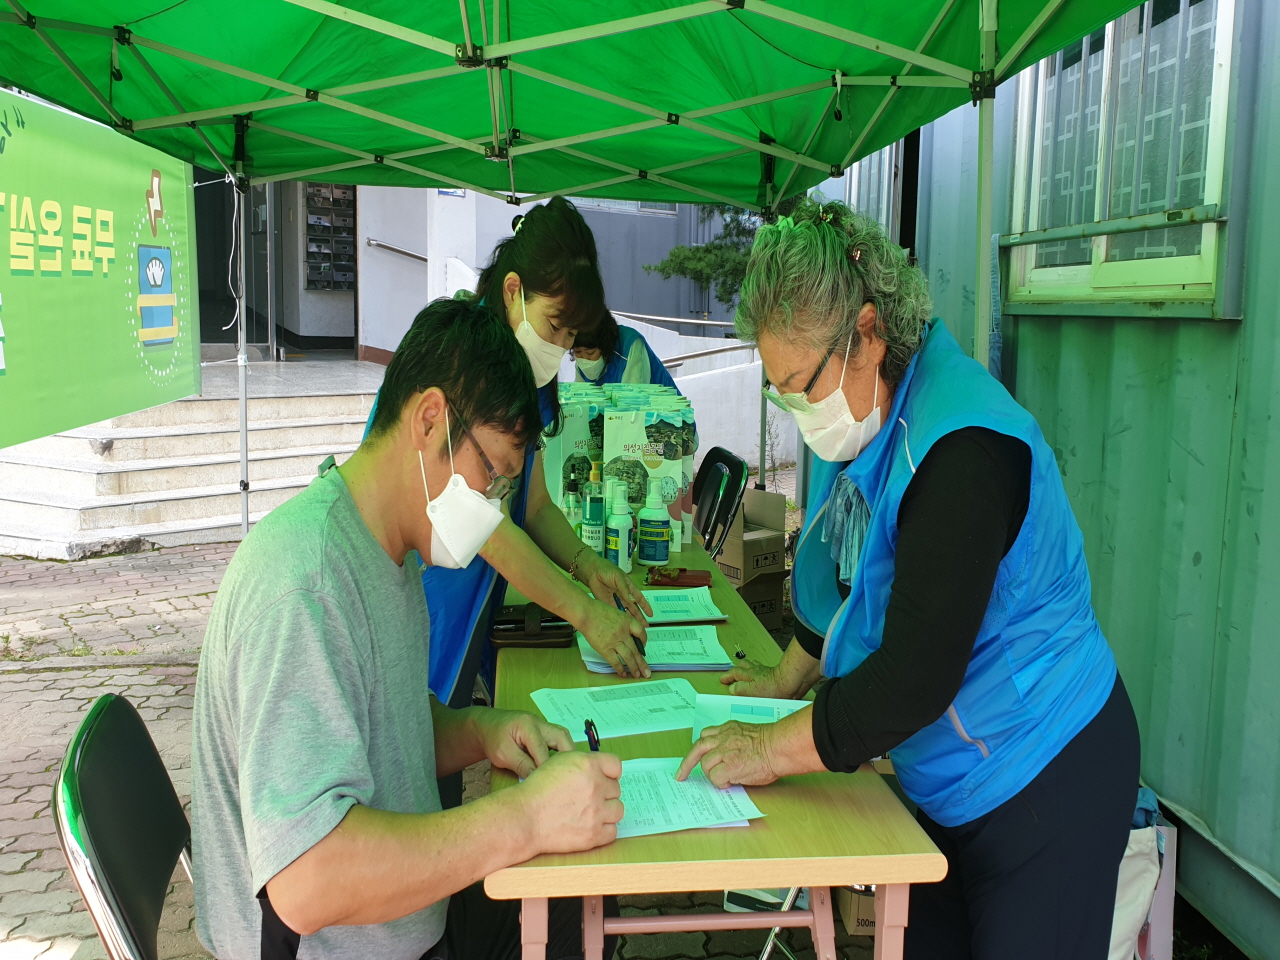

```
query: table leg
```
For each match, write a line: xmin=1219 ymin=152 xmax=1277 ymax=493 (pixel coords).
xmin=582 ymin=895 xmax=605 ymax=960
xmin=521 ymin=897 xmax=548 ymax=960
xmin=808 ymin=886 xmax=837 ymax=960
xmin=873 ymin=884 xmax=910 ymax=960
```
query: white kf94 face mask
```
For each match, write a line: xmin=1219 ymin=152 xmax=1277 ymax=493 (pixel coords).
xmin=576 ymin=355 xmax=606 ymax=380
xmin=418 ymin=408 xmax=504 ymax=569
xmin=790 ymin=336 xmax=884 ymax=463
xmin=514 ymin=287 xmax=567 ymax=387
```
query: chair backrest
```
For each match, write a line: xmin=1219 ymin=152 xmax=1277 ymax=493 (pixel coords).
xmin=53 ymin=694 xmax=191 ymax=960
xmin=693 ymin=462 xmax=728 ymax=539
xmin=692 ymin=447 xmax=749 ymax=558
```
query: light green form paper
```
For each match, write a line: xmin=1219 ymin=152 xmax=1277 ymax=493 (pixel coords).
xmin=616 ymin=757 xmax=765 ymax=839
xmin=577 ymin=626 xmax=731 ymax=673
xmin=693 ymin=694 xmax=811 ymax=739
xmin=640 ymin=587 xmax=727 ymax=624
xmin=530 ymin=678 xmax=698 ymax=741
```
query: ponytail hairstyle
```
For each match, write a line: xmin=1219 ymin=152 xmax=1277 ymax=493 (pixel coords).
xmin=475 ymin=196 xmax=607 ymax=436
xmin=475 ymin=196 xmax=607 ymax=336
xmin=735 ymin=198 xmax=930 ymax=387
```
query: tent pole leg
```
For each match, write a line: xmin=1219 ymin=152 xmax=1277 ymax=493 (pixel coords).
xmin=757 ymin=365 xmax=767 ymax=491
xmin=975 ymin=2 xmax=998 ymax=370
xmin=975 ymin=95 xmax=994 ymax=369
xmin=237 ymin=180 xmax=250 ymax=535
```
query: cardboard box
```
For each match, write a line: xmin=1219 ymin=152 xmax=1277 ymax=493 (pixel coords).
xmin=835 ymin=886 xmax=876 ymax=937
xmin=737 ymin=571 xmax=786 ymax=631
xmin=716 ymin=488 xmax=788 ymax=585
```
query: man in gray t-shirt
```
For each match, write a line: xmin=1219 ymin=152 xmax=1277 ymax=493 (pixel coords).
xmin=192 ymin=298 xmax=625 ymax=960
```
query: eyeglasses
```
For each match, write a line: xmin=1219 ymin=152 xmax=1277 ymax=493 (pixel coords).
xmin=761 ymin=336 xmax=849 ymax=415
xmin=455 ymin=413 xmax=516 ymax=502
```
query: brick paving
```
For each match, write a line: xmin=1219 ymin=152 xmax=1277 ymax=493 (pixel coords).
xmin=0 ymin=545 xmax=234 ymax=662
xmin=0 ymin=662 xmax=207 ymax=959
xmin=0 ymin=544 xmax=869 ymax=960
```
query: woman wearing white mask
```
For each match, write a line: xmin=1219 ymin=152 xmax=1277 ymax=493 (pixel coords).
xmin=571 ymin=310 xmax=678 ymax=389
xmin=676 ymin=201 xmax=1139 ymax=960
xmin=361 ymin=198 xmax=653 ymax=777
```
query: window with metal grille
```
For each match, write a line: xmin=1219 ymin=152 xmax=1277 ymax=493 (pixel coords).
xmin=1007 ymin=0 xmax=1233 ymax=304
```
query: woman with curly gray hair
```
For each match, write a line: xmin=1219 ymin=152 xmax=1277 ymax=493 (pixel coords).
xmin=678 ymin=200 xmax=1139 ymax=960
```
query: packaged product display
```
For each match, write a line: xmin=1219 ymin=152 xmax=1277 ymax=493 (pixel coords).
xmin=544 ymin=383 xmax=697 ymax=554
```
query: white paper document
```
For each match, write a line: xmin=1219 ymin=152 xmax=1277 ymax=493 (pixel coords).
xmin=692 ymin=693 xmax=811 ymax=739
xmin=641 ymin=587 xmax=728 ymax=624
xmin=577 ymin=626 xmax=732 ymax=673
xmin=615 ymin=757 xmax=766 ymax=839
xmin=530 ymin=678 xmax=698 ymax=741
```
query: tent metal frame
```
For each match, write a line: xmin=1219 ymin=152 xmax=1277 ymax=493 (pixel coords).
xmin=3 ymin=0 xmax=1079 ymax=528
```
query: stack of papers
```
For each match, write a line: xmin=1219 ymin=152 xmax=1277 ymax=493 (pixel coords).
xmin=531 ymin=678 xmax=698 ymax=741
xmin=693 ymin=693 xmax=811 ymax=739
xmin=641 ymin=587 xmax=728 ymax=624
xmin=615 ymin=757 xmax=766 ymax=838
xmin=577 ymin=626 xmax=732 ymax=673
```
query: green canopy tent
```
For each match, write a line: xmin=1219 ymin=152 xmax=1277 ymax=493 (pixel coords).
xmin=0 ymin=0 xmax=1138 ymax=528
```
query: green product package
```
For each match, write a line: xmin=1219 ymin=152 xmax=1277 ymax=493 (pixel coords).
xmin=603 ymin=408 xmax=684 ymax=521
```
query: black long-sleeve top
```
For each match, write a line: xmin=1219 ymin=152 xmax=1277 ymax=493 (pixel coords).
xmin=794 ymin=427 xmax=1031 ymax=773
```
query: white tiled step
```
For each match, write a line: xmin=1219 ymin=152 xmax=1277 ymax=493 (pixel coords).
xmin=0 ymin=444 xmax=355 ymax=497
xmin=107 ymin=393 xmax=374 ymax=429
xmin=17 ymin=415 xmax=369 ymax=462
xmin=0 ymin=473 xmax=318 ymax=535
xmin=0 ymin=508 xmax=276 ymax=560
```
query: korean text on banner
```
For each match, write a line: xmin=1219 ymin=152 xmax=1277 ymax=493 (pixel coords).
xmin=0 ymin=89 xmax=200 ymax=449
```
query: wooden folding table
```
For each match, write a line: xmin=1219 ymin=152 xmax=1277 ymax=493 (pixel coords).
xmin=486 ymin=543 xmax=946 ymax=960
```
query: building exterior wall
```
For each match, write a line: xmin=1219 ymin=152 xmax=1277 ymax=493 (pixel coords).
xmin=915 ymin=4 xmax=1279 ymax=953
xmin=356 ymin=189 xmax=732 ymax=358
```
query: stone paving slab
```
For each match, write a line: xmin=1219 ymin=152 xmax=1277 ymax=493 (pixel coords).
xmin=0 ymin=545 xmax=233 ymax=662
xmin=0 ymin=663 xmax=208 ymax=959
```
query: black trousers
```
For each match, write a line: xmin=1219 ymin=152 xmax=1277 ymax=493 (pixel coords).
xmin=904 ymin=675 xmax=1140 ymax=960
xmin=421 ymin=883 xmax=618 ymax=960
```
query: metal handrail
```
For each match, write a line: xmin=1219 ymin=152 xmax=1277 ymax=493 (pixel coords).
xmin=615 ymin=310 xmax=737 ymax=329
xmin=661 ymin=343 xmax=755 ymax=370
xmin=366 ymin=237 xmax=429 ymax=264
xmin=998 ymin=204 xmax=1221 ymax=248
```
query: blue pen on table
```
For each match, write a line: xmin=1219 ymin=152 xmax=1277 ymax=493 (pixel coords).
xmin=584 ymin=718 xmax=601 ymax=751
xmin=613 ymin=593 xmax=647 ymax=657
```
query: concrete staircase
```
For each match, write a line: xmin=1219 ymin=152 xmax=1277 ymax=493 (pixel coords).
xmin=0 ymin=390 xmax=373 ymax=560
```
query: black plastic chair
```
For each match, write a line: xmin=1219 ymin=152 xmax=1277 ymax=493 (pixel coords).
xmin=692 ymin=446 xmax=749 ymax=558
xmin=53 ymin=694 xmax=192 ymax=960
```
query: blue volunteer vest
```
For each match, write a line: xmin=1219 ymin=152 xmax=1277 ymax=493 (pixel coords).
xmin=360 ymin=383 xmax=555 ymax=706
xmin=792 ymin=321 xmax=1117 ymax=827
xmin=576 ymin=324 xmax=677 ymax=389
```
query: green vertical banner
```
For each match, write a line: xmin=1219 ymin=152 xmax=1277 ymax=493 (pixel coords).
xmin=0 ymin=89 xmax=200 ymax=449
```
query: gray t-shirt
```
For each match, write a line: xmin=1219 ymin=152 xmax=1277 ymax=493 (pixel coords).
xmin=192 ymin=467 xmax=445 ymax=960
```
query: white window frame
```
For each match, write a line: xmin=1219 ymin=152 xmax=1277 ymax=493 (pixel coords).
xmin=570 ymin=197 xmax=678 ymax=216
xmin=1006 ymin=0 xmax=1235 ymax=304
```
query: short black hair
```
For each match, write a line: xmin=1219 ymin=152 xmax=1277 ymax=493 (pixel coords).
xmin=572 ymin=309 xmax=620 ymax=357
xmin=368 ymin=297 xmax=542 ymax=449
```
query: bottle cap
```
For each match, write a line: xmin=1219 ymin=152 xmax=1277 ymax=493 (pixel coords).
xmin=590 ymin=462 xmax=602 ymax=483
xmin=612 ymin=491 xmax=629 ymax=515
xmin=645 ymin=477 xmax=663 ymax=510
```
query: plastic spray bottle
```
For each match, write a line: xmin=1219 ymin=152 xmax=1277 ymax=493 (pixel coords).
xmin=561 ymin=474 xmax=583 ymax=536
xmin=636 ymin=477 xmax=671 ymax=566
xmin=581 ymin=463 xmax=606 ymax=556
xmin=605 ymin=490 xmax=634 ymax=574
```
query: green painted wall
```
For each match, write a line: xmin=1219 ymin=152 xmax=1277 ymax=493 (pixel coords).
xmin=1015 ymin=318 xmax=1241 ymax=818
xmin=916 ymin=3 xmax=1280 ymax=952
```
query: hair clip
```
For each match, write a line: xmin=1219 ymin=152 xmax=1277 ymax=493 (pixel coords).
xmin=852 ymin=248 xmax=862 ymax=261
xmin=511 ymin=214 xmax=525 ymax=234
xmin=820 ymin=209 xmax=833 ymax=222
